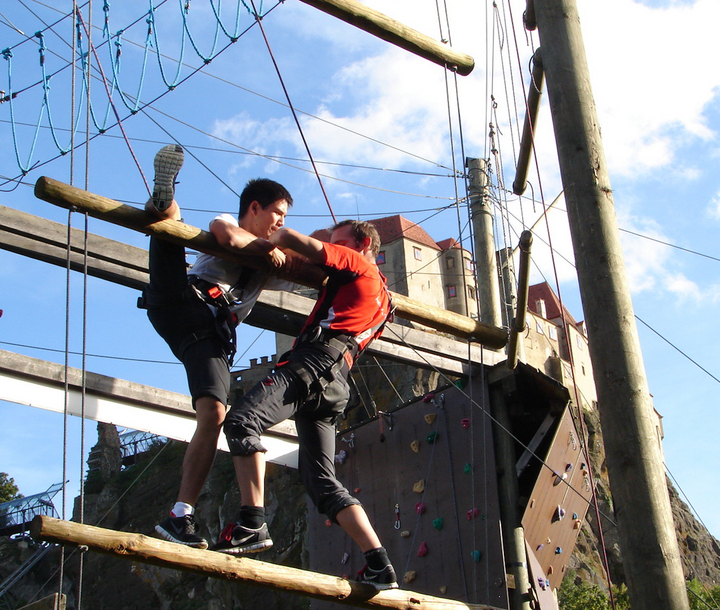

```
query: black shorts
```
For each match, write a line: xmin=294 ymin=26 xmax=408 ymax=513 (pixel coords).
xmin=147 ymin=293 xmax=231 ymax=408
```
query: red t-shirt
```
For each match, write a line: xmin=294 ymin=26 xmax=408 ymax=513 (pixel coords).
xmin=300 ymin=242 xmax=390 ymax=352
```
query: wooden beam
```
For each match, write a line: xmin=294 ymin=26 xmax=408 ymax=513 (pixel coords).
xmin=0 ymin=207 xmax=502 ymax=375
xmin=33 ymin=176 xmax=508 ymax=349
xmin=17 ymin=593 xmax=66 ymax=610
xmin=31 ymin=516 xmax=497 ymax=610
xmin=297 ymin=0 xmax=474 ymax=76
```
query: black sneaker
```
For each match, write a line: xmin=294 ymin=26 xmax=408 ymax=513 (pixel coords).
xmin=213 ymin=522 xmax=273 ymax=554
xmin=357 ymin=563 xmax=398 ymax=590
xmin=155 ymin=514 xmax=208 ymax=549
xmin=152 ymin=144 xmax=184 ymax=211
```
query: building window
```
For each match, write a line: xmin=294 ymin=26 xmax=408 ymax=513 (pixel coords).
xmin=576 ymin=335 xmax=584 ymax=350
xmin=413 ymin=247 xmax=422 ymax=261
xmin=464 ymin=258 xmax=473 ymax=272
xmin=446 ymin=257 xmax=455 ymax=270
xmin=448 ymin=285 xmax=457 ymax=298
xmin=468 ymin=285 xmax=476 ymax=300
xmin=536 ymin=321 xmax=544 ymax=335
xmin=377 ymin=251 xmax=386 ymax=265
xmin=549 ymin=326 xmax=557 ymax=340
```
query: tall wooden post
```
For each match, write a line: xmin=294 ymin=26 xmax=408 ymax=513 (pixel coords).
xmin=468 ymin=158 xmax=502 ymax=329
xmin=533 ymin=2 xmax=689 ymax=609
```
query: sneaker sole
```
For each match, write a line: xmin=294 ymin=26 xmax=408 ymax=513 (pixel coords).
xmin=155 ymin=524 xmax=209 ymax=550
xmin=152 ymin=144 xmax=184 ymax=212
xmin=213 ymin=539 xmax=273 ymax=555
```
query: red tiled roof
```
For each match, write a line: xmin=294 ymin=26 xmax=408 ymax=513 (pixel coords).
xmin=310 ymin=216 xmax=442 ymax=250
xmin=370 ymin=216 xmax=440 ymax=250
xmin=528 ymin=282 xmax=579 ymax=327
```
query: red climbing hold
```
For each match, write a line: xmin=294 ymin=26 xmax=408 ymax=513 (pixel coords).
xmin=418 ymin=541 xmax=429 ymax=557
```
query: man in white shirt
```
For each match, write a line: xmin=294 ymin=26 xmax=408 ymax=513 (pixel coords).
xmin=140 ymin=144 xmax=292 ymax=549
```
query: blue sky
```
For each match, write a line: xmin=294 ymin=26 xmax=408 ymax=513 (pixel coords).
xmin=1 ymin=0 xmax=720 ymax=546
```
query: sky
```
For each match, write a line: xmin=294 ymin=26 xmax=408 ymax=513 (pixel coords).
xmin=1 ymin=0 xmax=719 ymax=550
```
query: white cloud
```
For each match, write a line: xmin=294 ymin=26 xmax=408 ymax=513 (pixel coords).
xmin=708 ymin=190 xmax=720 ymax=220
xmin=578 ymin=0 xmax=720 ymax=177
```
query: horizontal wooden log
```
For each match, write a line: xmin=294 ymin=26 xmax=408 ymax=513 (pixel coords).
xmin=31 ymin=516 xmax=497 ymax=610
xmin=298 ymin=0 xmax=474 ymax=76
xmin=34 ymin=176 xmax=508 ymax=348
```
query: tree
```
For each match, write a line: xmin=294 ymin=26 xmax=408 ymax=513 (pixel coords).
xmin=0 ymin=472 xmax=22 ymax=503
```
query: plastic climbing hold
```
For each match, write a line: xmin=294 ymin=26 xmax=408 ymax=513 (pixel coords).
xmin=426 ymin=431 xmax=439 ymax=444
xmin=341 ymin=552 xmax=349 ymax=564
xmin=415 ymin=502 xmax=426 ymax=515
xmin=566 ymin=463 xmax=573 ymax=471
xmin=471 ymin=550 xmax=482 ymax=562
xmin=410 ymin=440 xmax=420 ymax=453
xmin=413 ymin=479 xmax=425 ymax=493
xmin=574 ymin=520 xmax=582 ymax=530
xmin=454 ymin=378 xmax=466 ymax=390
xmin=461 ymin=418 xmax=470 ymax=429
xmin=401 ymin=530 xmax=411 ymax=538
xmin=538 ymin=577 xmax=547 ymax=591
xmin=439 ymin=586 xmax=447 ymax=594
xmin=334 ymin=450 xmax=347 ymax=464
xmin=418 ymin=541 xmax=429 ymax=557
xmin=354 ymin=487 xmax=361 ymax=494
xmin=572 ymin=512 xmax=578 ymax=520
xmin=325 ymin=519 xmax=332 ymax=527
xmin=547 ymin=565 xmax=554 ymax=575
xmin=553 ymin=472 xmax=567 ymax=486
xmin=552 ymin=505 xmax=566 ymax=522
xmin=404 ymin=571 xmax=417 ymax=584
xmin=466 ymin=507 xmax=479 ymax=520
xmin=536 ymin=543 xmax=544 ymax=551
xmin=555 ymin=546 xmax=563 ymax=554
xmin=424 ymin=413 xmax=437 ymax=425
xmin=464 ymin=463 xmax=472 ymax=474
xmin=422 ymin=393 xmax=435 ymax=403
xmin=432 ymin=518 xmax=443 ymax=531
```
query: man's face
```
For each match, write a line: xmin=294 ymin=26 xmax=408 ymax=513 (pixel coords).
xmin=254 ymin=199 xmax=288 ymax=238
xmin=330 ymin=224 xmax=361 ymax=252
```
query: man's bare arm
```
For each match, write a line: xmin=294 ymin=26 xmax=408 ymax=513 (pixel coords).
xmin=268 ymin=228 xmax=326 ymax=265
xmin=211 ymin=218 xmax=285 ymax=267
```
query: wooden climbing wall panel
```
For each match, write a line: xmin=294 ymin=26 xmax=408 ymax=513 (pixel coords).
xmin=308 ymin=377 xmax=508 ymax=610
xmin=521 ymin=406 xmax=593 ymax=591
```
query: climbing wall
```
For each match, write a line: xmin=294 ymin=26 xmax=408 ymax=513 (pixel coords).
xmin=308 ymin=378 xmax=508 ymax=609
xmin=521 ymin=406 xmax=593 ymax=592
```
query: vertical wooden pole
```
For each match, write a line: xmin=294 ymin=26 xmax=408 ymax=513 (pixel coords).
xmin=468 ymin=158 xmax=502 ymax=329
xmin=533 ymin=2 xmax=689 ymax=609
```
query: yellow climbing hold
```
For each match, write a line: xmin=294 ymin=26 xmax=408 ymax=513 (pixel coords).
xmin=424 ymin=413 xmax=437 ymax=425
xmin=413 ymin=479 xmax=425 ymax=493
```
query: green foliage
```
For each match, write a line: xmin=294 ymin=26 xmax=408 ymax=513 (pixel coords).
xmin=0 ymin=472 xmax=22 ymax=503
xmin=687 ymin=578 xmax=720 ymax=610
xmin=558 ymin=571 xmax=631 ymax=610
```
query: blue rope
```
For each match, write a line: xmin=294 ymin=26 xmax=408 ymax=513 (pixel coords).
xmin=3 ymin=47 xmax=42 ymax=174
xmin=1 ymin=0 xmax=266 ymax=175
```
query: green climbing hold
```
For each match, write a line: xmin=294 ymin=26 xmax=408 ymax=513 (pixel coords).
xmin=426 ymin=431 xmax=440 ymax=444
xmin=432 ymin=518 xmax=443 ymax=531
xmin=464 ymin=463 xmax=472 ymax=474
xmin=471 ymin=550 xmax=482 ymax=562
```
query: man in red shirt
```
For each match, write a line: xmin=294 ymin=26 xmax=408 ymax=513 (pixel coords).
xmin=218 ymin=220 xmax=397 ymax=590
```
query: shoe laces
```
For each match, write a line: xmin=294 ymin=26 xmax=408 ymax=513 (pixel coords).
xmin=184 ymin=514 xmax=198 ymax=533
xmin=219 ymin=522 xmax=235 ymax=542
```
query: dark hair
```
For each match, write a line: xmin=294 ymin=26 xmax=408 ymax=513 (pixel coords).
xmin=332 ymin=219 xmax=381 ymax=258
xmin=239 ymin=178 xmax=293 ymax=218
